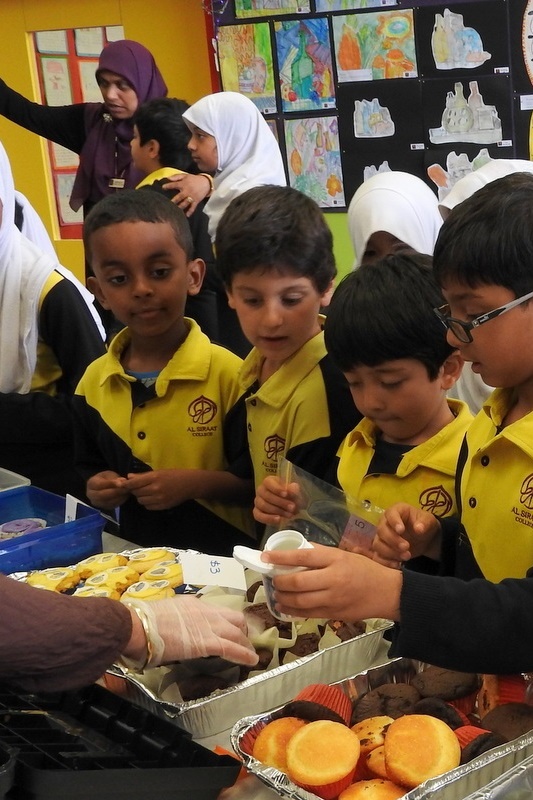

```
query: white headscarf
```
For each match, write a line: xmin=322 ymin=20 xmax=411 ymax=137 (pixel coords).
xmin=439 ymin=159 xmax=533 ymax=219
xmin=14 ymin=191 xmax=105 ymax=339
xmin=348 ymin=171 xmax=443 ymax=268
xmin=182 ymin=92 xmax=287 ymax=241
xmin=0 ymin=142 xmax=53 ymax=393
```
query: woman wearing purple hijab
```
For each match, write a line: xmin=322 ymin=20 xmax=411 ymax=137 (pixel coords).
xmin=0 ymin=40 xmax=167 ymax=216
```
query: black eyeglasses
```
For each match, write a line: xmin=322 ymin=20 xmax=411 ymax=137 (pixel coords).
xmin=433 ymin=289 xmax=533 ymax=344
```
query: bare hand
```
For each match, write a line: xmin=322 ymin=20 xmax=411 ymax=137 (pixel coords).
xmin=253 ymin=476 xmax=301 ymax=525
xmin=262 ymin=543 xmax=402 ymax=622
xmin=125 ymin=470 xmax=196 ymax=511
xmin=373 ymin=503 xmax=442 ymax=567
xmin=162 ymin=173 xmax=212 ymax=216
xmin=86 ymin=470 xmax=129 ymax=510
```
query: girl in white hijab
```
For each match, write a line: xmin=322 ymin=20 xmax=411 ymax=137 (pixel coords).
xmin=346 ymin=169 xmax=492 ymax=413
xmin=439 ymin=159 xmax=533 ymax=219
xmin=13 ymin=190 xmax=105 ymax=339
xmin=0 ymin=140 xmax=105 ymax=494
xmin=347 ymin=171 xmax=443 ymax=268
xmin=182 ymin=91 xmax=286 ymax=241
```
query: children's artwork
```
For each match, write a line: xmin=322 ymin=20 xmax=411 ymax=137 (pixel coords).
xmin=284 ymin=116 xmax=345 ymax=208
xmin=218 ymin=23 xmax=277 ymax=114
xmin=275 ymin=18 xmax=335 ymax=112
xmin=332 ymin=10 xmax=417 ymax=83
xmin=429 ymin=80 xmax=502 ymax=144
xmin=353 ymin=98 xmax=395 ymax=137
xmin=427 ymin=148 xmax=492 ymax=200
xmin=235 ymin=0 xmax=310 ymax=18
xmin=522 ymin=0 xmax=533 ymax=85
xmin=316 ymin=0 xmax=397 ymax=9
xmin=431 ymin=8 xmax=491 ymax=70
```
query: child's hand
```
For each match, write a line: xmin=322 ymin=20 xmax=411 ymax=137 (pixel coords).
xmin=262 ymin=543 xmax=402 ymax=622
xmin=125 ymin=470 xmax=193 ymax=511
xmin=372 ymin=503 xmax=442 ymax=567
xmin=86 ymin=471 xmax=129 ymax=510
xmin=253 ymin=477 xmax=300 ymax=525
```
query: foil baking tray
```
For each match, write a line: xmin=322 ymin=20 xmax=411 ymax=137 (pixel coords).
xmin=103 ymin=620 xmax=391 ymax=739
xmin=231 ymin=657 xmax=533 ymax=800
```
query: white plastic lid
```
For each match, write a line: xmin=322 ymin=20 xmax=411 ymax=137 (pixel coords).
xmin=233 ymin=545 xmax=274 ymax=575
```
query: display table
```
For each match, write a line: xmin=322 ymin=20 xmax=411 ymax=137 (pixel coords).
xmin=101 ymin=532 xmax=390 ymax=799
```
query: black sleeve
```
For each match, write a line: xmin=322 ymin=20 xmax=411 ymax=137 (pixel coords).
xmin=39 ymin=276 xmax=106 ymax=394
xmin=0 ymin=79 xmax=87 ymax=153
xmin=390 ymin=567 xmax=533 ymax=674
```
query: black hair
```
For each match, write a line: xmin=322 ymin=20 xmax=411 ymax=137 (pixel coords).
xmin=434 ymin=172 xmax=533 ymax=297
xmin=215 ymin=185 xmax=336 ymax=292
xmin=132 ymin=97 xmax=197 ymax=173
xmin=324 ymin=253 xmax=453 ymax=379
xmin=83 ymin=189 xmax=193 ymax=263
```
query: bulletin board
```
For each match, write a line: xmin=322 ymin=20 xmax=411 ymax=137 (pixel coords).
xmin=210 ymin=0 xmax=533 ymax=208
xmin=32 ymin=25 xmax=124 ymax=239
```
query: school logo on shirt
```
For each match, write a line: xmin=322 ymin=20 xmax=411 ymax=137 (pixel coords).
xmin=187 ymin=395 xmax=218 ymax=437
xmin=519 ymin=474 xmax=533 ymax=510
xmin=264 ymin=434 xmax=285 ymax=462
xmin=419 ymin=485 xmax=453 ymax=517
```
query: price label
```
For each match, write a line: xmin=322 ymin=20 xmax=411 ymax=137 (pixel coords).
xmin=179 ymin=551 xmax=247 ymax=590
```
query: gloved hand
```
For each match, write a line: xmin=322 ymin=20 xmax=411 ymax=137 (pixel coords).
xmin=123 ymin=596 xmax=259 ymax=669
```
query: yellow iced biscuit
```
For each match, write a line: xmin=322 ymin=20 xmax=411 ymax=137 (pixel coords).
xmin=73 ymin=585 xmax=121 ymax=600
xmin=121 ymin=579 xmax=175 ymax=602
xmin=26 ymin=567 xmax=80 ymax=592
xmin=127 ymin=548 xmax=175 ymax=573
xmin=143 ymin=561 xmax=183 ymax=588
xmin=76 ymin=552 xmax=129 ymax=579
xmin=85 ymin=565 xmax=139 ymax=592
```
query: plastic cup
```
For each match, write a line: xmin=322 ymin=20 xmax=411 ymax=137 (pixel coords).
xmin=262 ymin=530 xmax=314 ymax=621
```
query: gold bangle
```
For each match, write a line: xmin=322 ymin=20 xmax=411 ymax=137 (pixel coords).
xmin=118 ymin=604 xmax=153 ymax=672
xmin=199 ymin=172 xmax=215 ymax=196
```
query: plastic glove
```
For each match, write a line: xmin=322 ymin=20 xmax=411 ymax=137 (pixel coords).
xmin=124 ymin=596 xmax=259 ymax=668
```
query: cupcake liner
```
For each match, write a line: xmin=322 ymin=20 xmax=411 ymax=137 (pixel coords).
xmin=294 ymin=767 xmax=356 ymax=800
xmin=450 ymin=689 xmax=477 ymax=716
xmin=454 ymin=724 xmax=490 ymax=748
xmin=497 ymin=675 xmax=527 ymax=705
xmin=295 ymin=683 xmax=352 ymax=725
xmin=446 ymin=702 xmax=471 ymax=727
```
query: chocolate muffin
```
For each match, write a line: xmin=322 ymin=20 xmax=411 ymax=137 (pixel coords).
xmin=411 ymin=666 xmax=479 ymax=702
xmin=410 ymin=697 xmax=466 ymax=730
xmin=481 ymin=702 xmax=533 ymax=742
xmin=351 ymin=683 xmax=421 ymax=724
xmin=244 ymin=603 xmax=293 ymax=638
xmin=460 ymin=731 xmax=507 ymax=764
xmin=178 ymin=673 xmax=230 ymax=701
xmin=326 ymin=619 xmax=366 ymax=642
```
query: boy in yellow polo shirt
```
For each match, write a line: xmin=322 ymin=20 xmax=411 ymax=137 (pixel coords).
xmin=215 ymin=185 xmax=361 ymax=497
xmin=73 ymin=189 xmax=254 ymax=555
xmin=254 ymin=253 xmax=473 ymax=554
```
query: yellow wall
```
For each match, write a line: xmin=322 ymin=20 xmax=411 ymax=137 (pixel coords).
xmin=0 ymin=0 xmax=212 ymax=280
xmin=0 ymin=0 xmax=353 ymax=282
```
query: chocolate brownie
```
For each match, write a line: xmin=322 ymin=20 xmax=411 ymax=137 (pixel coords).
xmin=280 ymin=632 xmax=321 ymax=664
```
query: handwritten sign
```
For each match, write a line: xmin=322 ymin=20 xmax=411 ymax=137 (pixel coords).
xmin=179 ymin=551 xmax=247 ymax=591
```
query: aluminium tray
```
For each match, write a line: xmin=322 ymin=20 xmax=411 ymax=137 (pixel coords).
xmin=104 ymin=619 xmax=392 ymax=739
xmin=231 ymin=657 xmax=533 ymax=800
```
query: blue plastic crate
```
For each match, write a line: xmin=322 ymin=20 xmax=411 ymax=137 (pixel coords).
xmin=0 ymin=486 xmax=104 ymax=574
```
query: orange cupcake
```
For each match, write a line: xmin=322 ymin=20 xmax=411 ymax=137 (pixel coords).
xmin=351 ymin=715 xmax=394 ymax=756
xmin=286 ymin=720 xmax=360 ymax=799
xmin=252 ymin=717 xmax=306 ymax=772
xmin=365 ymin=744 xmax=389 ymax=780
xmin=339 ymin=778 xmax=405 ymax=799
xmin=295 ymin=683 xmax=352 ymax=725
xmin=384 ymin=714 xmax=461 ymax=790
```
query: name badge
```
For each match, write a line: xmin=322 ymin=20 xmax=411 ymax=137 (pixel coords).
xmin=108 ymin=178 xmax=126 ymax=189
